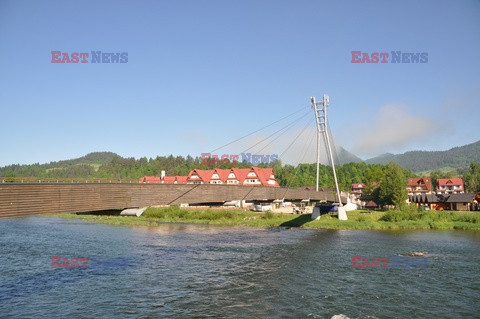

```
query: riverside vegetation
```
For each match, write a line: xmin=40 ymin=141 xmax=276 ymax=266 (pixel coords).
xmin=53 ymin=205 xmax=480 ymax=230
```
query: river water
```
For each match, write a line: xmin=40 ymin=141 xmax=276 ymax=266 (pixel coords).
xmin=0 ymin=217 xmax=479 ymax=318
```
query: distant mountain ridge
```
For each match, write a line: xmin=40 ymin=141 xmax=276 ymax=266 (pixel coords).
xmin=50 ymin=152 xmax=118 ymax=166
xmin=0 ymin=152 xmax=118 ymax=178
xmin=365 ymin=140 xmax=480 ymax=172
xmin=337 ymin=147 xmax=363 ymax=164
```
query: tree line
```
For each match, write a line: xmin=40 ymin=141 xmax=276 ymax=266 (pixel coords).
xmin=1 ymin=153 xmax=479 ymax=202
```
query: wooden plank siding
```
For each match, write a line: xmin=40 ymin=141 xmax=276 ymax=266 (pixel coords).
xmin=0 ymin=184 xmax=343 ymax=218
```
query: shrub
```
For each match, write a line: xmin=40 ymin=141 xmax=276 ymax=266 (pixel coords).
xmin=420 ymin=211 xmax=449 ymax=222
xmin=380 ymin=208 xmax=419 ymax=222
xmin=453 ymin=212 xmax=480 ymax=224
xmin=262 ymin=211 xmax=274 ymax=219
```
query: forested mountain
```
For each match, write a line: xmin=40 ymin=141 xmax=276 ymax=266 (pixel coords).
xmin=337 ymin=147 xmax=363 ymax=164
xmin=365 ymin=141 xmax=480 ymax=173
xmin=0 ymin=152 xmax=118 ymax=178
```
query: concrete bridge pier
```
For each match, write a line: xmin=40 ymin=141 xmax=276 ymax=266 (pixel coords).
xmin=338 ymin=206 xmax=348 ymax=220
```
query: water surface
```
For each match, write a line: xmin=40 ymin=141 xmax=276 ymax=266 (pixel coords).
xmin=0 ymin=217 xmax=479 ymax=318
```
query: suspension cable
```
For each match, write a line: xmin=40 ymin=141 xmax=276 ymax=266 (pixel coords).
xmin=240 ymin=110 xmax=310 ymax=154
xmin=279 ymin=117 xmax=314 ymax=159
xmin=209 ymin=106 xmax=308 ymax=153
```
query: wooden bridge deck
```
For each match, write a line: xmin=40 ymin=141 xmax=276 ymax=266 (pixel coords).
xmin=0 ymin=183 xmax=345 ymax=218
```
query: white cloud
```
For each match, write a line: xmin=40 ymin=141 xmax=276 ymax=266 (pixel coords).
xmin=352 ymin=104 xmax=436 ymax=157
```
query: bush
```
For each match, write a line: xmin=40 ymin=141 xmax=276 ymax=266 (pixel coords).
xmin=357 ymin=215 xmax=368 ymax=222
xmin=262 ymin=211 xmax=274 ymax=219
xmin=420 ymin=211 xmax=450 ymax=222
xmin=380 ymin=206 xmax=420 ymax=222
xmin=453 ymin=212 xmax=480 ymax=224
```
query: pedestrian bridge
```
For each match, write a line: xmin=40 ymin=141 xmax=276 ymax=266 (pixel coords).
xmin=0 ymin=183 xmax=346 ymax=218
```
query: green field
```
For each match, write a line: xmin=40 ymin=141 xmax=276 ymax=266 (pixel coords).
xmin=51 ymin=206 xmax=480 ymax=230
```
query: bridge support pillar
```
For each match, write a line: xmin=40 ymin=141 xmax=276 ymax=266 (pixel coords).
xmin=311 ymin=206 xmax=321 ymax=220
xmin=338 ymin=206 xmax=348 ymax=220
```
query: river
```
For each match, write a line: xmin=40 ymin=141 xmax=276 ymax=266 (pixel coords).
xmin=1 ymin=217 xmax=479 ymax=318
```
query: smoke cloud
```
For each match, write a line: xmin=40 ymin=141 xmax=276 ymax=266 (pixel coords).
xmin=352 ymin=104 xmax=436 ymax=157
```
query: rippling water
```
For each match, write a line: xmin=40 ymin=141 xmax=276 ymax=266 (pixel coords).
xmin=1 ymin=217 xmax=479 ymax=318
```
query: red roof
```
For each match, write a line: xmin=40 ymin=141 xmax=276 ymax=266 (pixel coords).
xmin=187 ymin=169 xmax=214 ymax=183
xmin=437 ymin=178 xmax=464 ymax=186
xmin=175 ymin=176 xmax=188 ymax=184
xmin=139 ymin=176 xmax=161 ymax=183
xmin=251 ymin=167 xmax=279 ymax=187
xmin=162 ymin=176 xmax=176 ymax=184
xmin=407 ymin=177 xmax=432 ymax=192
xmin=365 ymin=200 xmax=378 ymax=208
xmin=142 ymin=167 xmax=278 ymax=187
xmin=230 ymin=168 xmax=249 ymax=184
xmin=212 ymin=169 xmax=230 ymax=182
xmin=351 ymin=183 xmax=365 ymax=189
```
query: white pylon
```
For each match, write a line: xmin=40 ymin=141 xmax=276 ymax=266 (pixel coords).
xmin=311 ymin=94 xmax=348 ymax=220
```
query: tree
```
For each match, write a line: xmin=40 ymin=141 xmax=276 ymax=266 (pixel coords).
xmin=464 ymin=162 xmax=480 ymax=193
xmin=378 ymin=162 xmax=407 ymax=208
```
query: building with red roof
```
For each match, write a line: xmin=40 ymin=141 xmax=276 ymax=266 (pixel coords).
xmin=407 ymin=177 xmax=432 ymax=196
xmin=162 ymin=176 xmax=176 ymax=184
xmin=436 ymin=178 xmax=464 ymax=194
xmin=139 ymin=176 xmax=162 ymax=184
xmin=210 ymin=169 xmax=230 ymax=185
xmin=139 ymin=174 xmax=188 ymax=184
xmin=140 ymin=167 xmax=279 ymax=187
xmin=175 ymin=176 xmax=188 ymax=184
xmin=350 ymin=183 xmax=365 ymax=197
xmin=187 ymin=169 xmax=215 ymax=184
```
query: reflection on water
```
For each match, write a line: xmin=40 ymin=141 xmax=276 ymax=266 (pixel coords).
xmin=0 ymin=217 xmax=479 ymax=318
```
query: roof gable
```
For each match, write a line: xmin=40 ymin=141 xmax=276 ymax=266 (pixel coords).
xmin=437 ymin=178 xmax=464 ymax=186
xmin=407 ymin=177 xmax=432 ymax=191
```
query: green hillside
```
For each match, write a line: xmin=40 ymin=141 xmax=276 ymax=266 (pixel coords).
xmin=0 ymin=152 xmax=118 ymax=178
xmin=366 ymin=141 xmax=480 ymax=173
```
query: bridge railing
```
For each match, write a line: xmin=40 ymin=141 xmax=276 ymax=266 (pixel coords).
xmin=0 ymin=177 xmax=139 ymax=184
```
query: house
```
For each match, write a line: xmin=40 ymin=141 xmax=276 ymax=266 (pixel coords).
xmin=140 ymin=167 xmax=279 ymax=187
xmin=436 ymin=178 xmax=464 ymax=194
xmin=365 ymin=200 xmax=378 ymax=210
xmin=408 ymin=193 xmax=450 ymax=211
xmin=244 ymin=167 xmax=279 ymax=187
xmin=351 ymin=183 xmax=365 ymax=197
xmin=187 ymin=167 xmax=279 ymax=187
xmin=447 ymin=193 xmax=476 ymax=211
xmin=407 ymin=177 xmax=432 ymax=196
xmin=409 ymin=193 xmax=478 ymax=211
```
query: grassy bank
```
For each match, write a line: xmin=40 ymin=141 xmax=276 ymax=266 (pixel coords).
xmin=51 ymin=206 xmax=480 ymax=230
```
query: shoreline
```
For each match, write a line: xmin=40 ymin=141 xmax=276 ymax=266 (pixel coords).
xmin=49 ymin=207 xmax=480 ymax=231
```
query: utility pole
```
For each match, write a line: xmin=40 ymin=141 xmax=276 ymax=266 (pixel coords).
xmin=311 ymin=94 xmax=348 ymax=220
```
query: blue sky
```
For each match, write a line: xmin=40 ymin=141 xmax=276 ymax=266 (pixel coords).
xmin=0 ymin=0 xmax=479 ymax=166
